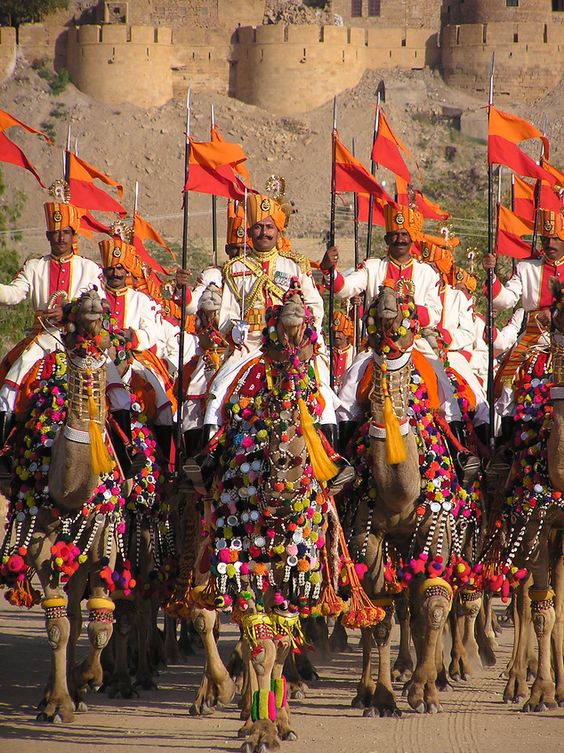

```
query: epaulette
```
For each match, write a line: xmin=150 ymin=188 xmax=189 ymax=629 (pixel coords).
xmin=279 ymin=247 xmax=311 ymax=274
xmin=222 ymin=257 xmax=238 ymax=276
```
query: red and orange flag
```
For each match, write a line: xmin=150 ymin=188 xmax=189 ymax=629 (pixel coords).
xmin=334 ymin=135 xmax=394 ymax=203
xmin=67 ymin=152 xmax=126 ymax=214
xmin=496 ymin=204 xmax=534 ymax=259
xmin=133 ymin=210 xmax=176 ymax=274
xmin=371 ymin=109 xmax=416 ymax=183
xmin=0 ymin=108 xmax=50 ymax=186
xmin=488 ymin=108 xmax=555 ymax=185
xmin=356 ymin=193 xmax=386 ymax=226
xmin=186 ymin=132 xmax=251 ymax=200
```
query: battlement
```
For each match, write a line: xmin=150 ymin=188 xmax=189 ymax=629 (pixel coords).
xmin=441 ymin=20 xmax=564 ymax=100
xmin=231 ymin=24 xmax=439 ymax=113
xmin=66 ymin=24 xmax=173 ymax=108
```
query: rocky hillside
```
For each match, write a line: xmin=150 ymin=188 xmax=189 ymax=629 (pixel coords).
xmin=1 ymin=52 xmax=562 ymax=272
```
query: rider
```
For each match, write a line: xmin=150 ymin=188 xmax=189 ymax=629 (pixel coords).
xmin=0 ymin=201 xmax=129 ymax=464
xmin=482 ymin=206 xmax=564 ymax=444
xmin=199 ymin=191 xmax=345 ymax=485
xmin=321 ymin=204 xmax=478 ymax=481
xmin=332 ymin=309 xmax=355 ymax=394
xmin=99 ymin=236 xmax=183 ymax=467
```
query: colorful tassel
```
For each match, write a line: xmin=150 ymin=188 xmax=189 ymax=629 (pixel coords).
xmin=297 ymin=398 xmax=338 ymax=482
xmin=381 ymin=370 xmax=406 ymax=465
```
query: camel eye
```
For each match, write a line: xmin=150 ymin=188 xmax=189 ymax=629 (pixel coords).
xmin=277 ymin=458 xmax=288 ymax=468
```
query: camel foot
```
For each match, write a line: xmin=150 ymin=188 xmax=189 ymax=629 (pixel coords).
xmin=408 ymin=681 xmax=442 ymax=714
xmin=352 ymin=686 xmax=375 ymax=709
xmin=216 ymin=675 xmax=236 ymax=706
xmin=478 ymin=643 xmax=497 ymax=668
xmin=133 ymin=676 xmax=158 ymax=691
xmin=294 ymin=652 xmax=319 ymax=682
xmin=238 ymin=718 xmax=253 ymax=738
xmin=106 ymin=679 xmax=140 ymax=699
xmin=75 ymin=700 xmax=88 ymax=712
xmin=36 ymin=698 xmax=75 ymax=724
xmin=392 ymin=666 xmax=413 ymax=683
xmin=241 ymin=719 xmax=280 ymax=753
xmin=503 ymin=676 xmax=528 ymax=704
xmin=280 ymin=730 xmax=297 ymax=741
xmin=522 ymin=699 xmax=557 ymax=713
xmin=288 ymin=681 xmax=307 ymax=700
xmin=523 ymin=686 xmax=557 ymax=712
xmin=189 ymin=700 xmax=215 ymax=716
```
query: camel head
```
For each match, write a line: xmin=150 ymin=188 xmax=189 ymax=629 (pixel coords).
xmin=62 ymin=288 xmax=111 ymax=352
xmin=550 ymin=276 xmax=564 ymax=334
xmin=197 ymin=283 xmax=222 ymax=329
xmin=365 ymin=280 xmax=418 ymax=356
xmin=263 ymin=280 xmax=316 ymax=364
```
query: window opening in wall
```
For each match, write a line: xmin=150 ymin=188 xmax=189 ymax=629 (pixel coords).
xmin=351 ymin=0 xmax=362 ymax=17
xmin=513 ymin=32 xmax=518 ymax=42
xmin=456 ymin=25 xmax=460 ymax=44
xmin=553 ymin=0 xmax=564 ymax=10
xmin=401 ymin=38 xmax=406 ymax=47
xmin=506 ymin=0 xmax=519 ymax=6
xmin=368 ymin=0 xmax=381 ymax=16
xmin=544 ymin=24 xmax=548 ymax=41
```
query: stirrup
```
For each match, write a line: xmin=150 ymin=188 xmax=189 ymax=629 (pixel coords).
xmin=328 ymin=464 xmax=355 ymax=495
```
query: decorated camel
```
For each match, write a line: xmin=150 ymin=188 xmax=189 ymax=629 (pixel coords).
xmin=342 ymin=280 xmax=484 ymax=715
xmin=168 ymin=280 xmax=381 ymax=751
xmin=0 ymin=288 xmax=131 ymax=722
xmin=485 ymin=277 xmax=564 ymax=710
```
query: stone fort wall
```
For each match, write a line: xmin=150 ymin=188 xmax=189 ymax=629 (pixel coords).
xmin=0 ymin=0 xmax=562 ymax=111
xmin=231 ymin=23 xmax=439 ymax=114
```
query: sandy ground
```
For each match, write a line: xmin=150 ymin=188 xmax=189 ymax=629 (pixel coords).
xmin=0 ymin=593 xmax=562 ymax=753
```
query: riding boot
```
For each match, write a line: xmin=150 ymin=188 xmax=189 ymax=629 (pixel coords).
xmin=338 ymin=420 xmax=358 ymax=455
xmin=110 ymin=410 xmax=145 ymax=479
xmin=448 ymin=420 xmax=480 ymax=486
xmin=0 ymin=410 xmax=15 ymax=478
xmin=183 ymin=424 xmax=219 ymax=492
xmin=473 ymin=423 xmax=490 ymax=449
xmin=320 ymin=424 xmax=355 ymax=494
xmin=153 ymin=425 xmax=173 ymax=466
xmin=184 ymin=428 xmax=203 ymax=458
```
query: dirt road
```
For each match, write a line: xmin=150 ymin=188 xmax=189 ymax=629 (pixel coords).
xmin=0 ymin=595 xmax=561 ymax=753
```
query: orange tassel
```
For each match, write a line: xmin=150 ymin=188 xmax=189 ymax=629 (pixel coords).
xmin=337 ymin=524 xmax=385 ymax=629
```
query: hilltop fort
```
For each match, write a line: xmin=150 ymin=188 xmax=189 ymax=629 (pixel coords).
xmin=0 ymin=0 xmax=563 ymax=113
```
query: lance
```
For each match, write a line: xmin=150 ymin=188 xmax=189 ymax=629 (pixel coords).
xmin=365 ymin=92 xmax=380 ymax=261
xmin=486 ymin=52 xmax=496 ymax=452
xmin=530 ymin=139 xmax=545 ymax=258
xmin=351 ymin=137 xmax=361 ymax=353
xmin=174 ymin=87 xmax=192 ymax=478
xmin=211 ymin=104 xmax=218 ymax=267
xmin=63 ymin=123 xmax=71 ymax=183
xmin=328 ymin=97 xmax=337 ymax=390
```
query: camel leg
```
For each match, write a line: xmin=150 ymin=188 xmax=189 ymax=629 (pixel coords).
xmin=552 ymin=538 xmax=564 ymax=706
xmin=272 ymin=635 xmax=296 ymax=742
xmin=134 ymin=592 xmax=157 ymax=690
xmin=106 ymin=597 xmax=137 ymax=698
xmin=164 ymin=616 xmax=181 ymax=664
xmin=189 ymin=606 xmax=235 ymax=715
xmin=36 ymin=588 xmax=75 ymax=723
xmin=448 ymin=596 xmax=467 ymax=681
xmin=407 ymin=580 xmax=452 ymax=714
xmin=239 ymin=630 xmax=279 ymax=752
xmin=523 ymin=590 xmax=557 ymax=711
xmin=351 ymin=627 xmax=376 ymax=708
xmin=366 ymin=604 xmax=401 ymax=717
xmin=450 ymin=589 xmax=482 ymax=680
xmin=504 ymin=582 xmax=531 ymax=703
xmin=392 ymin=591 xmax=413 ymax=682
xmin=476 ymin=593 xmax=497 ymax=668
xmin=328 ymin=616 xmax=349 ymax=653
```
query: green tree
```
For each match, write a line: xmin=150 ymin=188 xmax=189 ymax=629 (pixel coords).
xmin=1 ymin=0 xmax=68 ymax=28
xmin=0 ymin=168 xmax=32 ymax=352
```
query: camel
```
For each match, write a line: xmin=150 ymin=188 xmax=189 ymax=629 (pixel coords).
xmin=486 ymin=278 xmax=564 ymax=711
xmin=345 ymin=280 xmax=481 ymax=715
xmin=0 ymin=289 xmax=128 ymax=722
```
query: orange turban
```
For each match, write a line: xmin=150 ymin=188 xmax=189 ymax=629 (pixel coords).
xmin=247 ymin=193 xmax=288 ymax=232
xmin=226 ymin=201 xmax=247 ymax=247
xmin=417 ymin=241 xmax=454 ymax=277
xmin=453 ymin=266 xmax=477 ymax=293
xmin=538 ymin=207 xmax=564 ymax=241
xmin=333 ymin=310 xmax=354 ymax=339
xmin=384 ymin=204 xmax=424 ymax=242
xmin=44 ymin=202 xmax=82 ymax=234
xmin=99 ymin=238 xmax=143 ymax=279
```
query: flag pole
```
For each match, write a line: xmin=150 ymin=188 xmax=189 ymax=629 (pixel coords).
xmin=328 ymin=97 xmax=337 ymax=390
xmin=352 ymin=137 xmax=361 ymax=353
xmin=211 ymin=104 xmax=218 ymax=267
xmin=175 ymin=87 xmax=192 ymax=479
xmin=486 ymin=52 xmax=496 ymax=452
xmin=132 ymin=180 xmax=139 ymax=244
xmin=365 ymin=93 xmax=380 ymax=260
xmin=63 ymin=124 xmax=71 ymax=182
xmin=530 ymin=140 xmax=545 ymax=257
